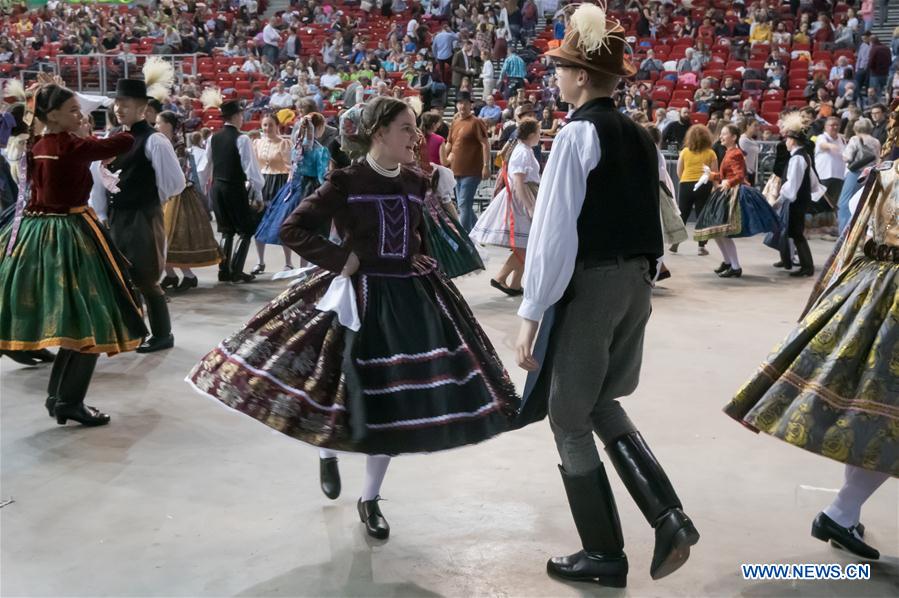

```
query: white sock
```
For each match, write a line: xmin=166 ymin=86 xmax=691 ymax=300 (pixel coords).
xmin=361 ymin=455 xmax=391 ymax=502
xmin=282 ymin=245 xmax=294 ymax=268
xmin=255 ymin=240 xmax=266 ymax=265
xmin=722 ymin=238 xmax=741 ymax=270
xmin=181 ymin=267 xmax=195 ymax=278
xmin=319 ymin=449 xmax=337 ymax=459
xmin=823 ymin=464 xmax=890 ymax=529
xmin=165 ymin=266 xmax=176 ymax=276
xmin=714 ymin=238 xmax=732 ymax=266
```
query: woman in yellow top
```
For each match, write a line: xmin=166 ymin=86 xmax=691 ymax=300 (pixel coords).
xmin=251 ymin=114 xmax=292 ymax=274
xmin=749 ymin=16 xmax=772 ymax=46
xmin=674 ymin=124 xmax=718 ymax=254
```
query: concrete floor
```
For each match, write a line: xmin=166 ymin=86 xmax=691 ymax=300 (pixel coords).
xmin=2 ymin=235 xmax=897 ymax=598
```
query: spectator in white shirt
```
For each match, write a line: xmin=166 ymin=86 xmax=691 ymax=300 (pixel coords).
xmin=814 ymin=116 xmax=847 ymax=210
xmin=319 ymin=65 xmax=343 ymax=92
xmin=738 ymin=120 xmax=761 ymax=185
xmin=269 ymin=83 xmax=294 ymax=110
xmin=262 ymin=15 xmax=282 ymax=66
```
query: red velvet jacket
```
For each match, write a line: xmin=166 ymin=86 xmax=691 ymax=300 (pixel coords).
xmin=27 ymin=132 xmax=133 ymax=214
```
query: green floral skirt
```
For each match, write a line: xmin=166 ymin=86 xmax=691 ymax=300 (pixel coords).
xmin=725 ymin=255 xmax=899 ymax=476
xmin=0 ymin=208 xmax=147 ymax=355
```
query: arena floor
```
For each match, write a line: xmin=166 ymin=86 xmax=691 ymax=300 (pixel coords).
xmin=2 ymin=234 xmax=897 ymax=597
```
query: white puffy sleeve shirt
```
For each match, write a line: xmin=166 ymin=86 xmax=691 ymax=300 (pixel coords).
xmin=518 ymin=120 xmax=601 ymax=322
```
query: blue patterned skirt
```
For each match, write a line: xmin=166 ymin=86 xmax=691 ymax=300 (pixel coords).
xmin=255 ymin=176 xmax=319 ymax=245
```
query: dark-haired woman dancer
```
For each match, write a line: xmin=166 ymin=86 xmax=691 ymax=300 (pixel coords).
xmin=188 ymin=97 xmax=519 ymax=539
xmin=0 ymin=85 xmax=146 ymax=426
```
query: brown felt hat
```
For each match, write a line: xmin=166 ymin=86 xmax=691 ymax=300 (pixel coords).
xmin=545 ymin=5 xmax=636 ymax=79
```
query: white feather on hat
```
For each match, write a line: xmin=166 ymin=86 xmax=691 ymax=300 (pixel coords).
xmin=779 ymin=111 xmax=805 ymax=135
xmin=142 ymin=57 xmax=175 ymax=103
xmin=3 ymin=79 xmax=26 ymax=103
xmin=200 ymin=87 xmax=223 ymax=109
xmin=569 ymin=2 xmax=622 ymax=57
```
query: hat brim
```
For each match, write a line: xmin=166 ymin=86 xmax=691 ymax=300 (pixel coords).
xmin=545 ymin=46 xmax=637 ymax=78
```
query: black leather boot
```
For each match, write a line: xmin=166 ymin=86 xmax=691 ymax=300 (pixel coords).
xmin=229 ymin=235 xmax=256 ymax=282
xmin=357 ymin=497 xmax=390 ymax=539
xmin=320 ymin=457 xmax=341 ymax=500
xmin=54 ymin=352 xmax=109 ymax=427
xmin=137 ymin=292 xmax=174 ymax=353
xmin=547 ymin=464 xmax=628 ymax=588
xmin=218 ymin=234 xmax=234 ymax=282
xmin=605 ymin=432 xmax=699 ymax=580
xmin=45 ymin=348 xmax=74 ymax=417
xmin=811 ymin=513 xmax=879 ymax=560
xmin=790 ymin=237 xmax=815 ymax=277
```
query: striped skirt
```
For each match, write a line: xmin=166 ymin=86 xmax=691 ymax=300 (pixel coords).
xmin=187 ymin=265 xmax=519 ymax=455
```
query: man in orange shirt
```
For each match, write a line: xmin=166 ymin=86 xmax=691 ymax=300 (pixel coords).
xmin=442 ymin=91 xmax=490 ymax=231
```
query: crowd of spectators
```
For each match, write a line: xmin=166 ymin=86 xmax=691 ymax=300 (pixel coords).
xmin=1 ymin=0 xmax=898 ymax=167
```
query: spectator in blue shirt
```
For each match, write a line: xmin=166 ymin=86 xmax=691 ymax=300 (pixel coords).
xmin=554 ymin=16 xmax=566 ymax=40
xmin=499 ymin=51 xmax=527 ymax=99
xmin=478 ymin=95 xmax=503 ymax=125
xmin=431 ymin=23 xmax=459 ymax=84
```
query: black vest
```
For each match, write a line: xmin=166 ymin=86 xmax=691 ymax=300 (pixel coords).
xmin=209 ymin=124 xmax=246 ymax=185
xmin=108 ymin=119 xmax=158 ymax=211
xmin=569 ymin=97 xmax=662 ymax=262
xmin=790 ymin=148 xmax=813 ymax=210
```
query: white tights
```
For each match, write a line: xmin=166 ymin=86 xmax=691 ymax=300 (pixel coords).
xmin=319 ymin=449 xmax=391 ymax=502
xmin=822 ymin=464 xmax=890 ymax=529
xmin=714 ymin=237 xmax=741 ymax=270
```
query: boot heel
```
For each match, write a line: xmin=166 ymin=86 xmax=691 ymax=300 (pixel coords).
xmin=56 ymin=414 xmax=68 ymax=425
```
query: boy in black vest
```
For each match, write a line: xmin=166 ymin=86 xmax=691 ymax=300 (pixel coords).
xmin=109 ymin=79 xmax=185 ymax=353
xmin=513 ymin=5 xmax=698 ymax=588
xmin=777 ymin=128 xmax=817 ymax=277
xmin=206 ymin=100 xmax=265 ymax=282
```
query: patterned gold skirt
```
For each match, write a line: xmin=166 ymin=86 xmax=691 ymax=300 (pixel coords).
xmin=163 ymin=186 xmax=221 ymax=268
xmin=725 ymin=255 xmax=899 ymax=476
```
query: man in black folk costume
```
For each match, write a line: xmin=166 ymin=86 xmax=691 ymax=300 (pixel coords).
xmin=205 ymin=99 xmax=265 ymax=283
xmin=513 ymin=5 xmax=699 ymax=588
xmin=106 ymin=78 xmax=185 ymax=353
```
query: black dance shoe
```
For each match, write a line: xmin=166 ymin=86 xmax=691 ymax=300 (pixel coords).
xmin=357 ymin=497 xmax=390 ymax=540
xmin=719 ymin=267 xmax=743 ymax=278
xmin=319 ymin=457 xmax=341 ymax=500
xmin=54 ymin=402 xmax=110 ymax=426
xmin=547 ymin=551 xmax=628 ymax=587
xmin=1 ymin=350 xmax=54 ymax=366
xmin=656 ymin=268 xmax=671 ymax=282
xmin=490 ymin=278 xmax=522 ymax=296
xmin=136 ymin=334 xmax=175 ymax=353
xmin=217 ymin=271 xmax=232 ymax=282
xmin=160 ymin=275 xmax=179 ymax=290
xmin=789 ymin=268 xmax=815 ymax=278
xmin=251 ymin=263 xmax=266 ymax=275
xmin=231 ymin=272 xmax=257 ymax=283
xmin=714 ymin=262 xmax=730 ymax=274
xmin=772 ymin=260 xmax=794 ymax=270
xmin=811 ymin=513 xmax=879 ymax=560
xmin=45 ymin=396 xmax=57 ymax=417
xmin=177 ymin=276 xmax=198 ymax=291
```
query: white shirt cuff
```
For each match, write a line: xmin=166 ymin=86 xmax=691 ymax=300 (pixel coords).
xmin=518 ymin=299 xmax=547 ymax=323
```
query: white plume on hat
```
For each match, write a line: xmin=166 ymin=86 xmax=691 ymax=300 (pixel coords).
xmin=406 ymin=95 xmax=423 ymax=117
xmin=3 ymin=79 xmax=26 ymax=103
xmin=200 ymin=86 xmax=223 ymax=109
xmin=780 ymin=111 xmax=804 ymax=135
xmin=142 ymin=57 xmax=175 ymax=102
xmin=569 ymin=2 xmax=622 ymax=56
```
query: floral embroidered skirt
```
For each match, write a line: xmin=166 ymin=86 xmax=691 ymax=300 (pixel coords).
xmin=163 ymin=186 xmax=221 ymax=268
xmin=187 ymin=266 xmax=519 ymax=455
xmin=694 ymin=185 xmax=780 ymax=242
xmin=423 ymin=196 xmax=485 ymax=279
xmin=0 ymin=208 xmax=147 ymax=355
xmin=724 ymin=255 xmax=899 ymax=476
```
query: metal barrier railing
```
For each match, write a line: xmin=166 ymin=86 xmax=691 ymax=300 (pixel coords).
xmin=42 ymin=53 xmax=202 ymax=96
